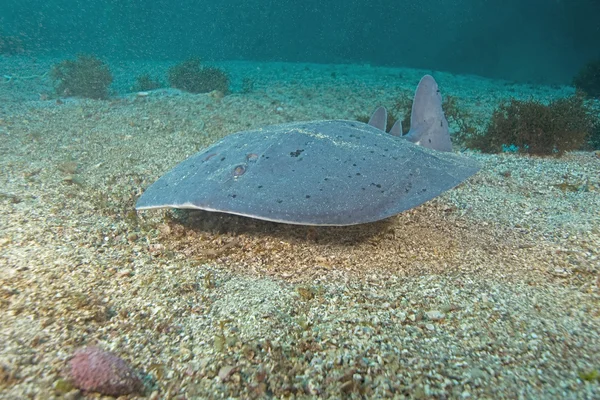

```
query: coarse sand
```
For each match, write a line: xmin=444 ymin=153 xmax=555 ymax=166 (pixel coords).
xmin=0 ymin=57 xmax=599 ymax=399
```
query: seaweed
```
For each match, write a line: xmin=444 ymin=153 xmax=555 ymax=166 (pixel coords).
xmin=579 ymin=369 xmax=600 ymax=382
xmin=586 ymin=116 xmax=600 ymax=150
xmin=167 ymin=58 xmax=229 ymax=94
xmin=465 ymin=93 xmax=595 ymax=156
xmin=241 ymin=77 xmax=255 ymax=94
xmin=50 ymin=55 xmax=113 ymax=99
xmin=131 ymin=74 xmax=162 ymax=92
xmin=391 ymin=95 xmax=412 ymax=135
xmin=0 ymin=35 xmax=25 ymax=55
xmin=442 ymin=95 xmax=480 ymax=145
xmin=573 ymin=59 xmax=600 ymax=99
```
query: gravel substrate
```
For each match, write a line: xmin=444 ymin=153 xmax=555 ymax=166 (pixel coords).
xmin=0 ymin=57 xmax=599 ymax=399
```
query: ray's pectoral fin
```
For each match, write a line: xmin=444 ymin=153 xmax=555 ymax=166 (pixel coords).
xmin=404 ymin=75 xmax=453 ymax=152
xmin=367 ymin=106 xmax=387 ymax=132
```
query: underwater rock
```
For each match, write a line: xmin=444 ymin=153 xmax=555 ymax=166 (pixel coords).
xmin=68 ymin=346 xmax=143 ymax=396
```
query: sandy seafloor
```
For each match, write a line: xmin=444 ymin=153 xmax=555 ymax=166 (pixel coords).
xmin=0 ymin=55 xmax=599 ymax=399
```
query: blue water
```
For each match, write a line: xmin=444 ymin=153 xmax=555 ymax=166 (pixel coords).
xmin=1 ymin=0 xmax=598 ymax=84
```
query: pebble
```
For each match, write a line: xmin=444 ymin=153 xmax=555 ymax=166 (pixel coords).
xmin=218 ymin=365 xmax=236 ymax=382
xmin=425 ymin=310 xmax=446 ymax=321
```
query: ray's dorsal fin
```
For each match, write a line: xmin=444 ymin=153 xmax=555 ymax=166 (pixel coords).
xmin=404 ymin=75 xmax=453 ymax=152
xmin=368 ymin=106 xmax=387 ymax=132
xmin=388 ymin=120 xmax=402 ymax=137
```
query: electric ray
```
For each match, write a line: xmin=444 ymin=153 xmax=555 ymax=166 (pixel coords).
xmin=136 ymin=75 xmax=480 ymax=226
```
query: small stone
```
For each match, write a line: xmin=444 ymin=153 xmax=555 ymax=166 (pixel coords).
xmin=0 ymin=362 xmax=17 ymax=385
xmin=209 ymin=90 xmax=225 ymax=101
xmin=179 ymin=347 xmax=192 ymax=362
xmin=53 ymin=378 xmax=74 ymax=394
xmin=149 ymin=391 xmax=160 ymax=400
xmin=117 ymin=269 xmax=132 ymax=278
xmin=214 ymin=335 xmax=225 ymax=352
xmin=441 ymin=304 xmax=460 ymax=313
xmin=468 ymin=367 xmax=487 ymax=380
xmin=306 ymin=380 xmax=320 ymax=395
xmin=425 ymin=310 xmax=446 ymax=321
xmin=340 ymin=380 xmax=355 ymax=393
xmin=218 ymin=365 xmax=236 ymax=381
xmin=225 ymin=335 xmax=238 ymax=347
xmin=63 ymin=174 xmax=75 ymax=183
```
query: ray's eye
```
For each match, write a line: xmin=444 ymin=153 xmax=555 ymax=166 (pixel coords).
xmin=233 ymin=165 xmax=246 ymax=177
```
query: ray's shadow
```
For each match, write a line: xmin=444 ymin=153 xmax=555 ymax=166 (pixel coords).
xmin=170 ymin=209 xmax=393 ymax=246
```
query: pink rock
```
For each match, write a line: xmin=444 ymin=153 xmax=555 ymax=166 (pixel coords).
xmin=68 ymin=346 xmax=143 ymax=396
